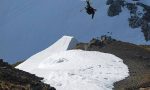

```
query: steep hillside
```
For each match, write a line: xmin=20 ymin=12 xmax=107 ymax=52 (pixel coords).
xmin=14 ymin=35 xmax=150 ymax=90
xmin=76 ymin=36 xmax=150 ymax=90
xmin=16 ymin=36 xmax=129 ymax=90
xmin=0 ymin=59 xmax=56 ymax=90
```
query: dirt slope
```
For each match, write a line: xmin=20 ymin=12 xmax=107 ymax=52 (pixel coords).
xmin=76 ymin=38 xmax=150 ymax=90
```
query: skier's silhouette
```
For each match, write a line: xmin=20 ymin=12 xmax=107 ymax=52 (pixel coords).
xmin=85 ymin=0 xmax=96 ymax=19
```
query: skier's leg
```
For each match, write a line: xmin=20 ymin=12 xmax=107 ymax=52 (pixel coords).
xmin=92 ymin=12 xmax=95 ymax=19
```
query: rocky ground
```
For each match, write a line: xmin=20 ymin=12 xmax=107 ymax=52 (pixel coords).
xmin=0 ymin=59 xmax=56 ymax=90
xmin=75 ymin=36 xmax=150 ymax=90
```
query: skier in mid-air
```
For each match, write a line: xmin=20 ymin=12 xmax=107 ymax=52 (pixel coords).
xmin=85 ymin=0 xmax=96 ymax=19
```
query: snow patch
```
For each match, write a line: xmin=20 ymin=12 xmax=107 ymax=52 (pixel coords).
xmin=16 ymin=36 xmax=129 ymax=90
xmin=16 ymin=36 xmax=78 ymax=71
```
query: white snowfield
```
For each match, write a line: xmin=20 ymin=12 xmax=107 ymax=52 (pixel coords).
xmin=16 ymin=36 xmax=78 ymax=71
xmin=16 ymin=36 xmax=129 ymax=90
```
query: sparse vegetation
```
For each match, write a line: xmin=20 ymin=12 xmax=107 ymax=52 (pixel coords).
xmin=139 ymin=45 xmax=150 ymax=51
